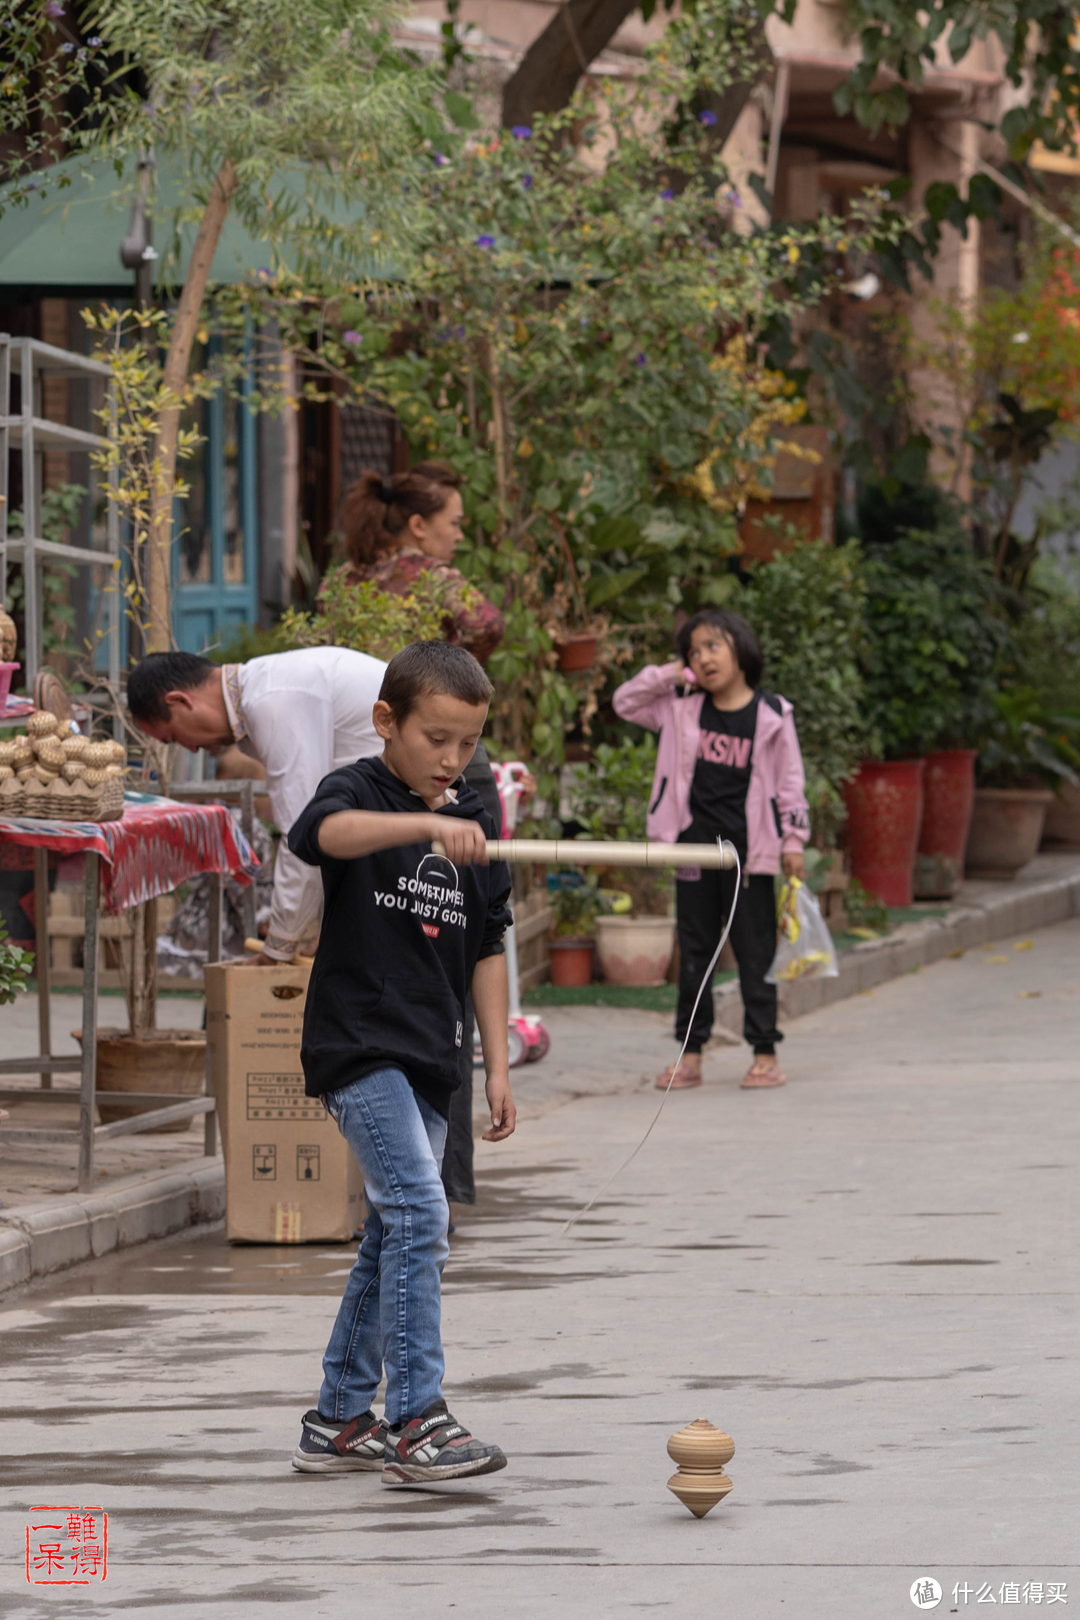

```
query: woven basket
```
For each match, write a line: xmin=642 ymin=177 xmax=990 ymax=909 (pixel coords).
xmin=13 ymin=775 xmax=125 ymax=823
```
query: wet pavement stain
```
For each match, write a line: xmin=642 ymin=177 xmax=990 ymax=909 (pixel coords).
xmin=681 ymin=1363 xmax=994 ymax=1393
xmin=876 ymin=1258 xmax=1000 ymax=1266
xmin=452 ymin=1362 xmax=621 ymax=1396
xmin=789 ymin=1455 xmax=873 ymax=1476
xmin=442 ymin=1266 xmax=643 ymax=1292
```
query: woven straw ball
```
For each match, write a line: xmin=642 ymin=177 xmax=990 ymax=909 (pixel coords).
xmin=27 ymin=710 xmax=59 ymax=737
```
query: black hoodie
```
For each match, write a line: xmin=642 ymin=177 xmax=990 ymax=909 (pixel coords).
xmin=287 ymin=756 xmax=511 ymax=1117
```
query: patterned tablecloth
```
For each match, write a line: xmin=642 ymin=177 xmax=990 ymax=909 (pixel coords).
xmin=0 ymin=792 xmax=259 ymax=914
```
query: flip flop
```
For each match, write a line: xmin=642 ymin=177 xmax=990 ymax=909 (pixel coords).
xmin=655 ymin=1060 xmax=702 ymax=1090
xmin=740 ymin=1064 xmax=787 ymax=1089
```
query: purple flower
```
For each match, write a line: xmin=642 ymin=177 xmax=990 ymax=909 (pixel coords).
xmin=343 ymin=330 xmax=362 ymax=346
xmin=522 ymin=173 xmax=533 ymax=190
xmin=661 ymin=188 xmax=673 ymax=200
xmin=44 ymin=1 xmax=64 ymax=15
xmin=454 ymin=325 xmax=466 ymax=339
xmin=88 ymin=34 xmax=102 ymax=44
xmin=698 ymin=109 xmax=717 ymax=127
xmin=61 ymin=40 xmax=74 ymax=51
xmin=511 ymin=125 xmax=532 ymax=140
xmin=634 ymin=352 xmax=647 ymax=367
xmin=476 ymin=234 xmax=496 ymax=249
xmin=433 ymin=151 xmax=449 ymax=167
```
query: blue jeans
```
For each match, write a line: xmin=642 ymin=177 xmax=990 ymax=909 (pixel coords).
xmin=318 ymin=1067 xmax=449 ymax=1426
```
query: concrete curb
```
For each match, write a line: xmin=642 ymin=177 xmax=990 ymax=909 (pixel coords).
xmin=713 ymin=858 xmax=1080 ymax=1034
xmin=0 ymin=1157 xmax=225 ymax=1295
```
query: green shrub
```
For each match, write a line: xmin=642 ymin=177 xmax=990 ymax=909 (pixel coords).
xmin=209 ymin=565 xmax=453 ymax=665
xmin=860 ymin=518 xmax=1006 ymax=757
xmin=740 ymin=539 xmax=874 ymax=846
xmin=0 ymin=915 xmax=33 ymax=1005
xmin=564 ymin=737 xmax=673 ymax=914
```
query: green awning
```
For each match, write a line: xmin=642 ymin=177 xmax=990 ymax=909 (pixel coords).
xmin=0 ymin=152 xmax=380 ymax=291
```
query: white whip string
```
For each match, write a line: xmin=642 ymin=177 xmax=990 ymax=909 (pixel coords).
xmin=561 ymin=843 xmax=742 ymax=1237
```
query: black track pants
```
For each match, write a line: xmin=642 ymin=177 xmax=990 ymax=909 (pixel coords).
xmin=674 ymin=864 xmax=781 ymax=1054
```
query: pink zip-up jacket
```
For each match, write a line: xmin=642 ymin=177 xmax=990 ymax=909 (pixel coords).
xmin=612 ymin=661 xmax=811 ymax=874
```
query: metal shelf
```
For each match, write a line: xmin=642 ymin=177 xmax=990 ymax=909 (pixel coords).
xmin=5 ymin=535 xmax=116 ymax=567
xmin=7 ymin=336 xmax=113 ymax=379
xmin=0 ymin=333 xmax=120 ymax=688
xmin=1 ymin=415 xmax=110 ymax=452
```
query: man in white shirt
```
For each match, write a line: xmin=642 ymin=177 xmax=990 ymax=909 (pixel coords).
xmin=127 ymin=647 xmax=385 ymax=963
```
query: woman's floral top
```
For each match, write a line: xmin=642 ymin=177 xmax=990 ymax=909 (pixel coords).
xmin=341 ymin=545 xmax=505 ymax=666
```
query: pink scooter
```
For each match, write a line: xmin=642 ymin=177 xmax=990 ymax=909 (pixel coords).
xmin=479 ymin=761 xmax=550 ymax=1069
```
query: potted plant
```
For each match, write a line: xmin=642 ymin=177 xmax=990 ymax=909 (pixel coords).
xmin=850 ymin=513 xmax=1005 ymax=903
xmin=548 ymin=881 xmax=603 ymax=987
xmin=967 ymin=688 xmax=1079 ymax=878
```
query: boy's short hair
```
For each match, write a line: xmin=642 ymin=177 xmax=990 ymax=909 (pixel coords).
xmin=677 ymin=609 xmax=764 ymax=689
xmin=379 ymin=641 xmax=494 ymax=721
xmin=127 ymin=651 xmax=217 ymax=722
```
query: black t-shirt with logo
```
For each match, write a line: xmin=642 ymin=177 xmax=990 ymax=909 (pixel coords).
xmin=687 ymin=692 xmax=759 ymax=855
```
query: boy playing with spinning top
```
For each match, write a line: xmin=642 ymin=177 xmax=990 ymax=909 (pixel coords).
xmin=287 ymin=642 xmax=514 ymax=1483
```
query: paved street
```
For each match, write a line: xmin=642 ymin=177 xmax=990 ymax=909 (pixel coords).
xmin=2 ymin=918 xmax=1077 ymax=1618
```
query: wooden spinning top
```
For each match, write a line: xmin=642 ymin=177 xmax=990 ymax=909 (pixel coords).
xmin=666 ymin=1419 xmax=735 ymax=1519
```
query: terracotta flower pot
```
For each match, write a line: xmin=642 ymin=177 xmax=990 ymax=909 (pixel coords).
xmin=914 ymin=748 xmax=977 ymax=899
xmin=556 ymin=634 xmax=598 ymax=673
xmin=548 ymin=937 xmax=595 ymax=987
xmin=76 ymin=1027 xmax=208 ymax=1132
xmin=596 ymin=915 xmax=676 ymax=986
xmin=1041 ymin=780 xmax=1080 ymax=851
xmin=965 ymin=788 xmax=1053 ymax=880
xmin=842 ymin=759 xmax=925 ymax=907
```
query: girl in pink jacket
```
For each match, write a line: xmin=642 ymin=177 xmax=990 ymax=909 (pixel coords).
xmin=612 ymin=609 xmax=810 ymax=1090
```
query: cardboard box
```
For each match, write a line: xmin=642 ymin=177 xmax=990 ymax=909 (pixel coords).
xmin=205 ymin=960 xmax=364 ymax=1243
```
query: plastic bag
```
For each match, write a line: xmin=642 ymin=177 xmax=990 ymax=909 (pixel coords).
xmin=765 ymin=877 xmax=839 ymax=984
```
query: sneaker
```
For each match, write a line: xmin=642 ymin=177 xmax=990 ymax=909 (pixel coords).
xmin=291 ymin=1408 xmax=388 ymax=1473
xmin=382 ymin=1400 xmax=507 ymax=1484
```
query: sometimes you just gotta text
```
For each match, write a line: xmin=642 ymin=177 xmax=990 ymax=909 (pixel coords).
xmin=374 ymin=876 xmax=468 ymax=929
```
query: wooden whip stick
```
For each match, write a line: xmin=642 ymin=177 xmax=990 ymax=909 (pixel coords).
xmin=431 ymin=838 xmax=737 ymax=868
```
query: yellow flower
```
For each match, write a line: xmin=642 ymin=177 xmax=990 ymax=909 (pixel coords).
xmin=517 ymin=437 xmax=533 ymax=458
xmin=787 ymin=246 xmax=800 ymax=264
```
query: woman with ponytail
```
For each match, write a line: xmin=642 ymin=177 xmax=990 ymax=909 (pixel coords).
xmin=340 ymin=463 xmax=505 ymax=665
xmin=340 ymin=462 xmax=506 ymax=1214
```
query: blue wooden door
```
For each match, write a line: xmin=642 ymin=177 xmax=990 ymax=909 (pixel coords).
xmin=172 ymin=358 xmax=258 ymax=652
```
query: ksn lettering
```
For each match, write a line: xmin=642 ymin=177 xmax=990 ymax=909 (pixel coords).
xmin=697 ymin=733 xmax=752 ymax=769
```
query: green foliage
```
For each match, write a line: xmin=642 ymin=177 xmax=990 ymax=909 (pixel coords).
xmin=548 ymin=880 xmax=605 ymax=939
xmin=833 ymin=0 xmax=1080 ymax=164
xmin=741 ymin=540 xmax=874 ymax=844
xmin=1008 ymin=567 xmax=1080 ymax=716
xmin=265 ymin=565 xmax=452 ymax=664
xmin=565 ymin=738 xmax=658 ymax=844
xmin=860 ymin=516 xmax=1006 ymax=757
xmin=977 ymin=688 xmax=1080 ymax=790
xmin=6 ymin=0 xmax=434 ymax=273
xmin=6 ymin=484 xmax=85 ymax=662
xmin=256 ymin=81 xmax=890 ymax=787
xmin=0 ymin=914 xmax=33 ymax=1006
xmin=842 ymin=876 xmax=889 ymax=934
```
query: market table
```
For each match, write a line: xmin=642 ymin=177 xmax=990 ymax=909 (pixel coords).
xmin=0 ymin=792 xmax=258 ymax=1190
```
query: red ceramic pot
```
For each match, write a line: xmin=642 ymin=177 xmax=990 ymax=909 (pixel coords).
xmin=556 ymin=635 xmax=598 ymax=673
xmin=914 ymin=748 xmax=977 ymax=899
xmin=842 ymin=759 xmax=925 ymax=907
xmin=548 ymin=937 xmax=594 ymax=987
